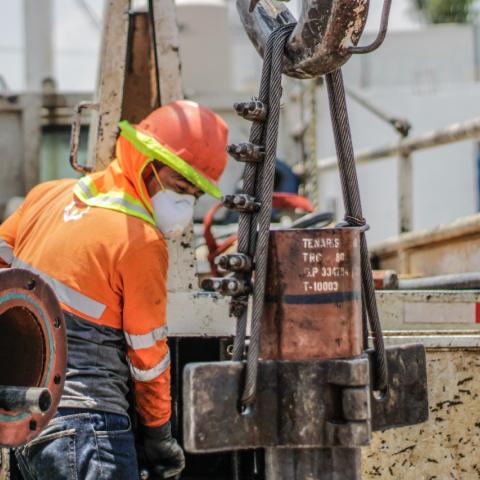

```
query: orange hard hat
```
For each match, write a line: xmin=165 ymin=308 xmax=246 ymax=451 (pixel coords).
xmin=137 ymin=100 xmax=228 ymax=184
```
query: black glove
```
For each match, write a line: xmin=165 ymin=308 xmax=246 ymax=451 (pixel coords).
xmin=142 ymin=422 xmax=185 ymax=479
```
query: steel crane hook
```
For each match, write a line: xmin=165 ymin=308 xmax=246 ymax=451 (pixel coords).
xmin=237 ymin=0 xmax=393 ymax=79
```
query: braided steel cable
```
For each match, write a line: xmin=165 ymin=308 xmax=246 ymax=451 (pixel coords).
xmin=240 ymin=24 xmax=295 ymax=406
xmin=231 ymin=32 xmax=276 ymax=360
xmin=237 ymin=31 xmax=275 ymax=254
xmin=306 ymin=80 xmax=320 ymax=209
xmin=325 ymin=70 xmax=388 ymax=392
xmin=326 ymin=76 xmax=355 ymax=219
xmin=231 ymin=26 xmax=291 ymax=361
xmin=232 ymin=308 xmax=248 ymax=361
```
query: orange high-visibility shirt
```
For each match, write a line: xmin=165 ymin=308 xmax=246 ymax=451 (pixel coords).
xmin=0 ymin=178 xmax=171 ymax=427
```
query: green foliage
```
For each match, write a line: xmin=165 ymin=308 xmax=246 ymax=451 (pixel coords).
xmin=413 ymin=0 xmax=474 ymax=23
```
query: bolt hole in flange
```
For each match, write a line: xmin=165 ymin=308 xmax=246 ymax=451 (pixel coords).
xmin=38 ymin=389 xmax=52 ymax=412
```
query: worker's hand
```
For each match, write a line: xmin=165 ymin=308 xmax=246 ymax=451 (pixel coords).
xmin=142 ymin=422 xmax=185 ymax=479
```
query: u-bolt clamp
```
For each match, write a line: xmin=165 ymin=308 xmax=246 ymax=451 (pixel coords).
xmin=237 ymin=0 xmax=393 ymax=79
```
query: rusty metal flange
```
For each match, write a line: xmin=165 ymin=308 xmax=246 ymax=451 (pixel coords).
xmin=0 ymin=268 xmax=67 ymax=447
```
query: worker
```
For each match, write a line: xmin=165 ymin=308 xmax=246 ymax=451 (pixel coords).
xmin=0 ymin=100 xmax=228 ymax=479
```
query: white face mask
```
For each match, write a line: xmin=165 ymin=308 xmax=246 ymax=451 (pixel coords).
xmin=151 ymin=189 xmax=195 ymax=238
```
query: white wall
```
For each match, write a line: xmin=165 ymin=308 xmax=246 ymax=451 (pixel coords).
xmin=53 ymin=0 xmax=103 ymax=91
xmin=177 ymin=0 xmax=231 ymax=97
xmin=0 ymin=1 xmax=24 ymax=91
xmin=343 ymin=26 xmax=477 ymax=88
xmin=0 ymin=0 xmax=103 ymax=92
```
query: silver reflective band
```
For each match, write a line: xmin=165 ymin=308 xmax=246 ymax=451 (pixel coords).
xmin=90 ymin=193 xmax=151 ymax=219
xmin=128 ymin=351 xmax=171 ymax=382
xmin=77 ymin=179 xmax=152 ymax=220
xmin=11 ymin=257 xmax=106 ymax=320
xmin=0 ymin=239 xmax=13 ymax=264
xmin=124 ymin=325 xmax=168 ymax=350
xmin=75 ymin=179 xmax=93 ymax=198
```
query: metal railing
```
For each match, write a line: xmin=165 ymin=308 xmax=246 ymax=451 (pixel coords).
xmin=307 ymin=117 xmax=480 ymax=234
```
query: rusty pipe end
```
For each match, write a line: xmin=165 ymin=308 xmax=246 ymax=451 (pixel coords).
xmin=0 ymin=386 xmax=52 ymax=414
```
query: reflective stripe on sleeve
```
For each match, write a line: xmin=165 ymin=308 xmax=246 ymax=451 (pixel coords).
xmin=11 ymin=257 xmax=106 ymax=320
xmin=128 ymin=351 xmax=171 ymax=382
xmin=0 ymin=239 xmax=14 ymax=264
xmin=124 ymin=325 xmax=168 ymax=350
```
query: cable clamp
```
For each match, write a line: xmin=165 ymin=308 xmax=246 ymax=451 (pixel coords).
xmin=201 ymin=277 xmax=251 ymax=297
xmin=234 ymin=99 xmax=268 ymax=122
xmin=227 ymin=143 xmax=264 ymax=163
xmin=223 ymin=194 xmax=261 ymax=213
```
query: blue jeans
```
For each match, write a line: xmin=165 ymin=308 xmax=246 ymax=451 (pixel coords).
xmin=15 ymin=408 xmax=139 ymax=480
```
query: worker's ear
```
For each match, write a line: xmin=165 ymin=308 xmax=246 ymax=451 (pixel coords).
xmin=143 ymin=164 xmax=157 ymax=198
xmin=144 ymin=162 xmax=165 ymax=198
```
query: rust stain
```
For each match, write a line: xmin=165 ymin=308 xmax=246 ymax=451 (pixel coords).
xmin=260 ymin=228 xmax=362 ymax=360
xmin=340 ymin=1 xmax=368 ymax=49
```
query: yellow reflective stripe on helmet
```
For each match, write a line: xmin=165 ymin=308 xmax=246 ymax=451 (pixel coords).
xmin=118 ymin=120 xmax=222 ymax=200
xmin=74 ymin=177 xmax=155 ymax=226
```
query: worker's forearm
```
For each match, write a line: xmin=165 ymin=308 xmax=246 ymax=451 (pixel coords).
xmin=132 ymin=368 xmax=172 ymax=427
